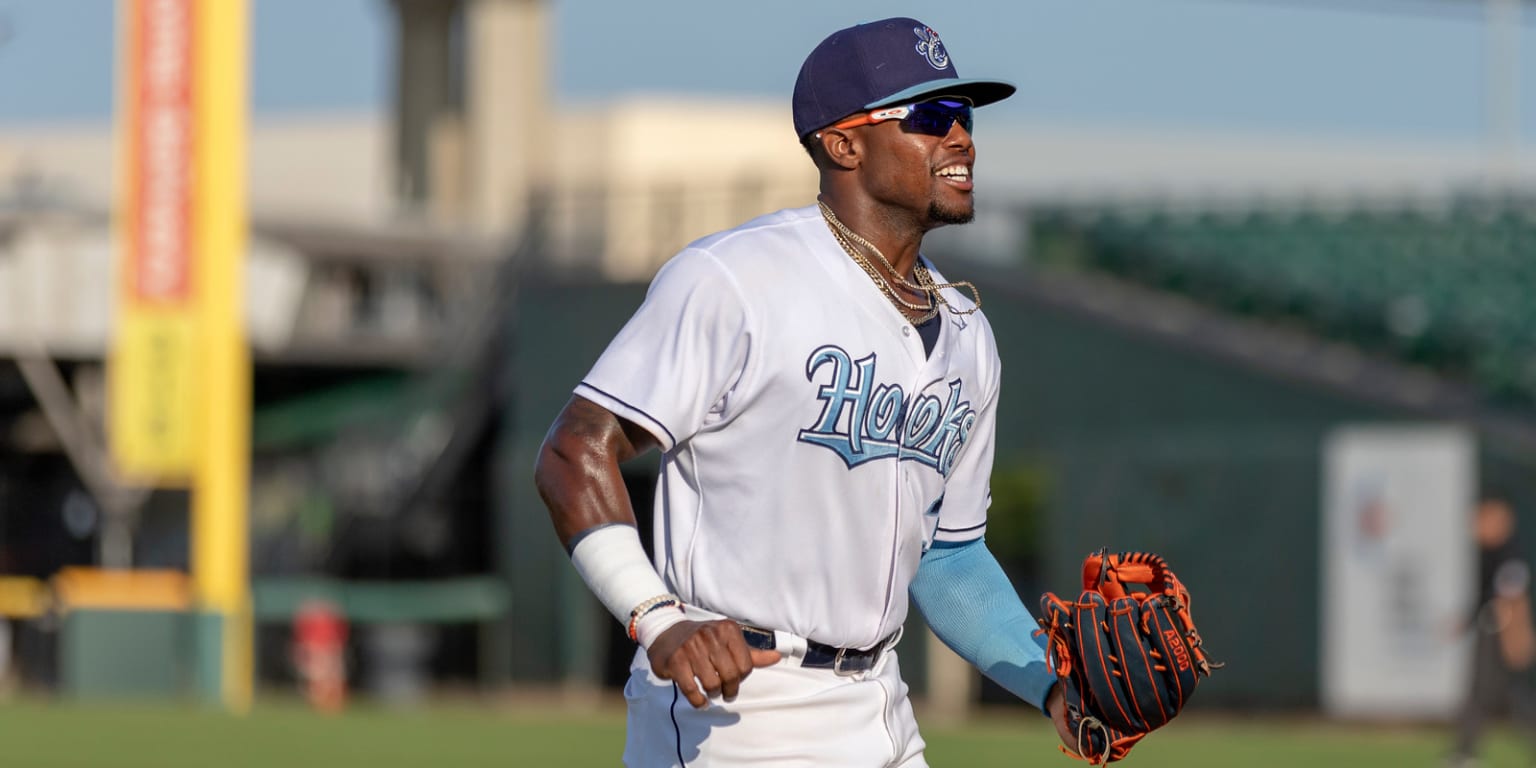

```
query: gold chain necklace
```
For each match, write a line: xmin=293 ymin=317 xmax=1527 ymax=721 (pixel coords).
xmin=826 ymin=224 xmax=938 ymax=318
xmin=818 ymin=200 xmax=981 ymax=324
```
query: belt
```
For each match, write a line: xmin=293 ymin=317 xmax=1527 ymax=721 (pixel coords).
xmin=738 ymin=623 xmax=901 ymax=676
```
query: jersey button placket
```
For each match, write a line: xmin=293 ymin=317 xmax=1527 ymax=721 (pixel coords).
xmin=878 ymin=361 xmax=919 ymax=643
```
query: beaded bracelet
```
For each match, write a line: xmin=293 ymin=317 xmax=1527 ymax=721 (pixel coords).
xmin=627 ymin=594 xmax=682 ymax=642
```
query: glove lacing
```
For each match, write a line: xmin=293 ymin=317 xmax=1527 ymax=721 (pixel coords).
xmin=1074 ymin=714 xmax=1112 ymax=767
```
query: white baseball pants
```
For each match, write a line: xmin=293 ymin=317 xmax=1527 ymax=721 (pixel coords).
xmin=622 ymin=646 xmax=928 ymax=767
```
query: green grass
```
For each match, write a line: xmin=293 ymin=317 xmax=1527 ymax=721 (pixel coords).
xmin=0 ymin=700 xmax=624 ymax=768
xmin=927 ymin=716 xmax=1522 ymax=767
xmin=0 ymin=698 xmax=1528 ymax=767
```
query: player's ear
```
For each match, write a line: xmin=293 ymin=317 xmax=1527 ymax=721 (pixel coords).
xmin=815 ymin=128 xmax=860 ymax=171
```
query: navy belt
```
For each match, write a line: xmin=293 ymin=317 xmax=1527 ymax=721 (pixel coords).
xmin=738 ymin=624 xmax=898 ymax=676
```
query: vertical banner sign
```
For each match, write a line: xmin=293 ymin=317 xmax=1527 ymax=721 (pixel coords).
xmin=1321 ymin=424 xmax=1475 ymax=719
xmin=111 ymin=0 xmax=198 ymax=481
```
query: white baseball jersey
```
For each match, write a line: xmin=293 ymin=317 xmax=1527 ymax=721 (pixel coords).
xmin=576 ymin=204 xmax=1000 ymax=651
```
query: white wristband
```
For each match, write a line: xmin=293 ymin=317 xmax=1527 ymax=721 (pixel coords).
xmin=634 ymin=604 xmax=689 ymax=648
xmin=568 ymin=524 xmax=674 ymax=626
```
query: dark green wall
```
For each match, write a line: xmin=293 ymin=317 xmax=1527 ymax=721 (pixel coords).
xmin=499 ymin=268 xmax=1536 ymax=709
xmin=498 ymin=279 xmax=656 ymax=684
xmin=983 ymin=288 xmax=1394 ymax=708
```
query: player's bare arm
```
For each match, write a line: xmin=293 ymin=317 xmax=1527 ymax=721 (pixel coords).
xmin=535 ymin=396 xmax=779 ymax=709
xmin=535 ymin=395 xmax=657 ymax=543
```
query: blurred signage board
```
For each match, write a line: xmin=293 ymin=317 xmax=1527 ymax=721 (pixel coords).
xmin=110 ymin=0 xmax=198 ymax=482
xmin=1320 ymin=424 xmax=1474 ymax=719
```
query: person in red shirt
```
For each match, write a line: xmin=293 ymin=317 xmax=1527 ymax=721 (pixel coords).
xmin=292 ymin=599 xmax=348 ymax=713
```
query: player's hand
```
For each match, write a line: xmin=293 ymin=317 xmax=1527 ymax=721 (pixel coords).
xmin=1046 ymin=681 xmax=1079 ymax=756
xmin=647 ymin=620 xmax=781 ymax=709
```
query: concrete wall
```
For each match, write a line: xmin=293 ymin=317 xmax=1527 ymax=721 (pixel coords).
xmin=4 ymin=103 xmax=1527 ymax=282
xmin=0 ymin=114 xmax=392 ymax=224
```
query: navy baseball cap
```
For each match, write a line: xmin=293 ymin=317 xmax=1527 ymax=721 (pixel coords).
xmin=792 ymin=18 xmax=1015 ymax=141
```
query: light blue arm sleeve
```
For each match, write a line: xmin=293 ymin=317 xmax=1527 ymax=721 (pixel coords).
xmin=909 ymin=537 xmax=1057 ymax=715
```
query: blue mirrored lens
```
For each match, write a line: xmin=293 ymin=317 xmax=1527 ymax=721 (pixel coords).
xmin=901 ymin=99 xmax=974 ymax=137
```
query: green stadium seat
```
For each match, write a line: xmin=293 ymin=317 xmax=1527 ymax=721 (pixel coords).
xmin=1026 ymin=197 xmax=1536 ymax=408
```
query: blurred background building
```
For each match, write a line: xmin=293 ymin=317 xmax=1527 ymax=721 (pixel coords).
xmin=0 ymin=0 xmax=1532 ymax=720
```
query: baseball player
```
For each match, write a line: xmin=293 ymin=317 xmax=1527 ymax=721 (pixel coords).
xmin=535 ymin=17 xmax=1076 ymax=766
xmin=1449 ymin=491 xmax=1536 ymax=767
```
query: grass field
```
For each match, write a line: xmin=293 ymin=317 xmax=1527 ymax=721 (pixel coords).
xmin=0 ymin=698 xmax=1529 ymax=767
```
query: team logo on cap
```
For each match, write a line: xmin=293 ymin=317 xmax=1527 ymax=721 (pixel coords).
xmin=913 ymin=26 xmax=950 ymax=71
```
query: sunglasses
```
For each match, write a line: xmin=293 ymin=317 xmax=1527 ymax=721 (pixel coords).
xmin=829 ymin=97 xmax=974 ymax=137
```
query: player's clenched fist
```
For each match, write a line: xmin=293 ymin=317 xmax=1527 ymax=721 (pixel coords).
xmin=647 ymin=620 xmax=781 ymax=708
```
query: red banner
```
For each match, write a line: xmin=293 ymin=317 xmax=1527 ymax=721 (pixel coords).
xmin=113 ymin=0 xmax=199 ymax=481
xmin=129 ymin=0 xmax=194 ymax=305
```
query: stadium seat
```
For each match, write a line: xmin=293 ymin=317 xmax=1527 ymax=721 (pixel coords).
xmin=1026 ymin=198 xmax=1536 ymax=407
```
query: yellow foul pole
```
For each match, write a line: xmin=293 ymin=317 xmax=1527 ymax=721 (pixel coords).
xmin=113 ymin=0 xmax=250 ymax=711
xmin=192 ymin=0 xmax=252 ymax=712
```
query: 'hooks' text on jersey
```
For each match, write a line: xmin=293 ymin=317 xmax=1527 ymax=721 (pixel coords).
xmin=796 ymin=345 xmax=977 ymax=477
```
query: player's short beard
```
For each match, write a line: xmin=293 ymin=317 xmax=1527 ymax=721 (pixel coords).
xmin=928 ymin=199 xmax=975 ymax=226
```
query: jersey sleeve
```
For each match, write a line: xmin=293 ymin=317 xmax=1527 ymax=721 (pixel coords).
xmin=932 ymin=327 xmax=1001 ymax=545
xmin=575 ymin=248 xmax=752 ymax=452
xmin=1496 ymin=558 xmax=1532 ymax=599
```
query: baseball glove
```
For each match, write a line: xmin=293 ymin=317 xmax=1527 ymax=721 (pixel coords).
xmin=1037 ymin=550 xmax=1220 ymax=765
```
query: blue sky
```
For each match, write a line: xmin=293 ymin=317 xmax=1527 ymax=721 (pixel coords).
xmin=0 ymin=0 xmax=1529 ymax=143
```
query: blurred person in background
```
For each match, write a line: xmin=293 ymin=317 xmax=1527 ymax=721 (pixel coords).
xmin=291 ymin=599 xmax=348 ymax=713
xmin=0 ymin=616 xmax=10 ymax=695
xmin=1449 ymin=491 xmax=1536 ymax=768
